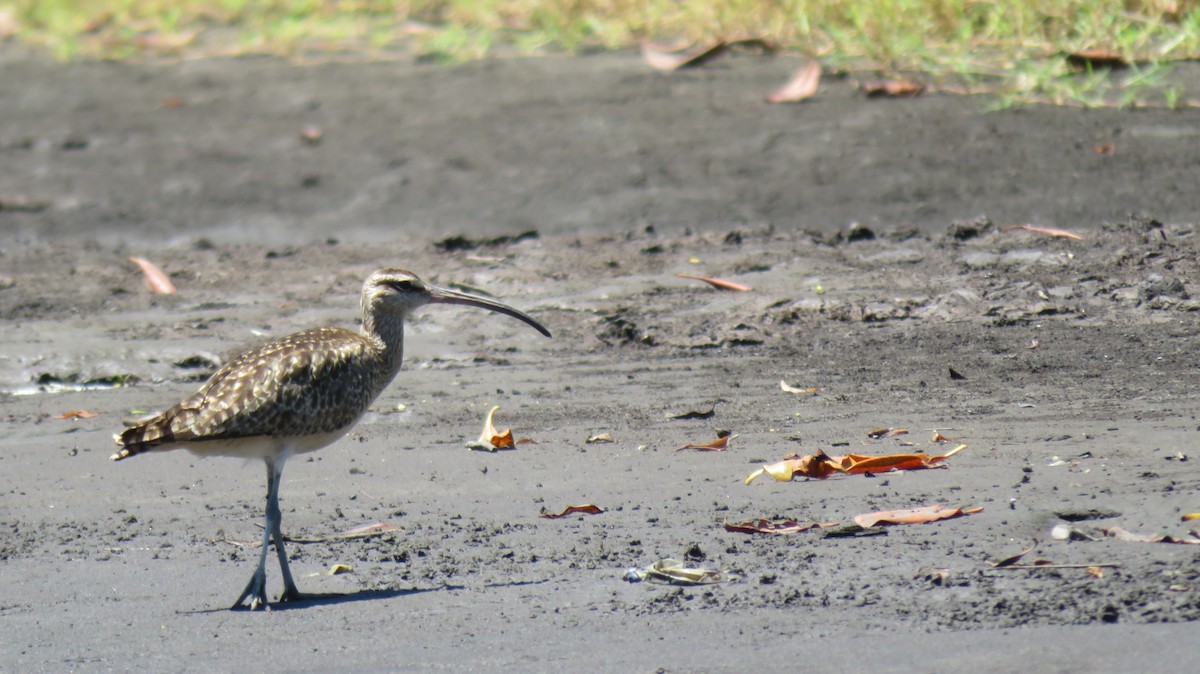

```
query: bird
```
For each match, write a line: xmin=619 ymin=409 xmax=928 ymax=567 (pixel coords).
xmin=112 ymin=268 xmax=551 ymax=610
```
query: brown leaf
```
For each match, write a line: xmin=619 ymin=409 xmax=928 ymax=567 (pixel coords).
xmin=678 ymin=432 xmax=737 ymax=452
xmin=854 ymin=504 xmax=982 ymax=528
xmin=158 ymin=95 xmax=184 ymax=109
xmin=129 ymin=257 xmax=176 ymax=294
xmin=58 ymin=409 xmax=98 ymax=420
xmin=641 ymin=41 xmax=728 ymax=72
xmin=1066 ymin=50 xmax=1128 ymax=70
xmin=991 ymin=540 xmax=1039 ymax=568
xmin=839 ymin=444 xmax=966 ymax=474
xmin=1092 ymin=142 xmax=1116 ymax=155
xmin=861 ymin=79 xmax=924 ymax=98
xmin=745 ymin=449 xmax=844 ymax=483
xmin=675 ymin=273 xmax=751 ymax=292
xmin=867 ymin=427 xmax=907 ymax=439
xmin=1002 ymin=224 xmax=1084 ymax=240
xmin=766 ymin=60 xmax=821 ymax=103
xmin=1086 ymin=565 xmax=1105 ymax=578
xmin=723 ymin=519 xmax=840 ymax=535
xmin=466 ymin=405 xmax=516 ymax=451
xmin=541 ymin=504 xmax=605 ymax=519
xmin=930 ymin=431 xmax=958 ymax=444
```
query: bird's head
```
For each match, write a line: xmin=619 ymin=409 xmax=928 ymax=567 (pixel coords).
xmin=362 ymin=268 xmax=551 ymax=337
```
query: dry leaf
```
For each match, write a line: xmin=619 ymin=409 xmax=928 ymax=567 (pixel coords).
xmin=780 ymin=380 xmax=821 ymax=395
xmin=158 ymin=95 xmax=184 ymax=109
xmin=854 ymin=504 xmax=982 ymax=528
xmin=1092 ymin=142 xmax=1116 ymax=155
xmin=1102 ymin=526 xmax=1200 ymax=544
xmin=839 ymin=444 xmax=966 ymax=474
xmin=58 ymin=409 xmax=98 ymax=420
xmin=867 ymin=427 xmax=908 ymax=439
xmin=861 ymin=79 xmax=924 ymax=98
xmin=1002 ymin=224 xmax=1084 ymax=240
xmin=930 ymin=431 xmax=958 ymax=443
xmin=991 ymin=540 xmax=1039 ymax=568
xmin=1086 ymin=565 xmax=1105 ymax=578
xmin=625 ymin=559 xmax=723 ymax=585
xmin=1066 ymin=50 xmax=1128 ymax=70
xmin=541 ymin=504 xmax=605 ymax=519
xmin=745 ymin=449 xmax=844 ymax=483
xmin=675 ymin=273 xmax=751 ymax=292
xmin=129 ymin=257 xmax=176 ymax=294
xmin=585 ymin=432 xmax=614 ymax=444
xmin=328 ymin=563 xmax=353 ymax=575
xmin=723 ymin=519 xmax=839 ymax=535
xmin=465 ymin=405 xmax=516 ymax=451
xmin=640 ymin=41 xmax=728 ymax=72
xmin=678 ymin=432 xmax=737 ymax=452
xmin=542 ymin=501 xmax=604 ymax=515
xmin=766 ymin=60 xmax=821 ymax=103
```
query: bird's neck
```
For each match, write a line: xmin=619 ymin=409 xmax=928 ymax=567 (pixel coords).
xmin=362 ymin=307 xmax=406 ymax=374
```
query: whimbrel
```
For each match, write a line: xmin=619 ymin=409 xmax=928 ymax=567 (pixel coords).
xmin=112 ymin=269 xmax=550 ymax=610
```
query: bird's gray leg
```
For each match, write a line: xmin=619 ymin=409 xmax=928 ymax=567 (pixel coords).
xmin=271 ymin=461 xmax=303 ymax=602
xmin=232 ymin=460 xmax=281 ymax=610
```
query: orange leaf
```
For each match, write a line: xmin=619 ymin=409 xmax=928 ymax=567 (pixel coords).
xmin=1002 ymin=224 xmax=1084 ymax=240
xmin=766 ymin=60 xmax=821 ymax=103
xmin=1092 ymin=142 xmax=1115 ymax=155
xmin=678 ymin=433 xmax=737 ymax=452
xmin=541 ymin=504 xmax=604 ymax=519
xmin=861 ymin=79 xmax=924 ymax=98
xmin=839 ymin=444 xmax=965 ymax=474
xmin=466 ymin=406 xmax=516 ymax=451
xmin=58 ymin=409 xmax=97 ymax=420
xmin=129 ymin=257 xmax=176 ymax=294
xmin=640 ymin=40 xmax=728 ymax=72
xmin=675 ymin=273 xmax=751 ymax=292
xmin=854 ymin=504 xmax=982 ymax=528
xmin=723 ymin=519 xmax=840 ymax=535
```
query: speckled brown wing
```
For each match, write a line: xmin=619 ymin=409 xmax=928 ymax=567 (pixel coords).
xmin=115 ymin=327 xmax=386 ymax=459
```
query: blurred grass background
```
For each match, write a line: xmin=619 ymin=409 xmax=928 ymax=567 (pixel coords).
xmin=1 ymin=1 xmax=1197 ymax=105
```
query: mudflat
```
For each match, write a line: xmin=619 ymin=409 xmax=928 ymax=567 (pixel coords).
xmin=2 ymin=49 xmax=1199 ymax=672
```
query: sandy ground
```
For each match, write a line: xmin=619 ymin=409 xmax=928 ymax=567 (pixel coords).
xmin=2 ymin=47 xmax=1200 ymax=672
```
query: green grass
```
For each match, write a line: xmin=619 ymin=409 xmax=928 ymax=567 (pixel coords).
xmin=3 ymin=0 xmax=1198 ymax=106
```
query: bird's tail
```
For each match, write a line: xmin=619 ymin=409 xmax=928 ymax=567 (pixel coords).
xmin=111 ymin=415 xmax=176 ymax=461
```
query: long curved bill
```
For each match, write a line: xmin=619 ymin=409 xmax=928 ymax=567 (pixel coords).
xmin=429 ymin=286 xmax=552 ymax=338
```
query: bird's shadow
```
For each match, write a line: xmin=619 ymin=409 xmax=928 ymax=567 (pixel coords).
xmin=181 ymin=579 xmax=548 ymax=614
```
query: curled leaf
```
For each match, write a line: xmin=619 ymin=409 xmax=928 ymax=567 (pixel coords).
xmin=746 ymin=449 xmax=843 ymax=484
xmin=780 ymin=380 xmax=821 ymax=395
xmin=625 ymin=558 xmax=723 ymax=585
xmin=766 ymin=60 xmax=821 ymax=103
xmin=129 ymin=257 xmax=176 ymax=294
xmin=466 ymin=405 xmax=516 ymax=452
xmin=675 ymin=273 xmax=751 ymax=292
xmin=58 ymin=409 xmax=97 ymax=420
xmin=1002 ymin=224 xmax=1084 ymax=240
xmin=854 ymin=504 xmax=982 ymax=528
xmin=640 ymin=41 xmax=728 ymax=72
xmin=328 ymin=563 xmax=354 ymax=575
xmin=541 ymin=504 xmax=605 ymax=519
xmin=678 ymin=432 xmax=736 ymax=452
xmin=861 ymin=79 xmax=924 ymax=98
xmin=585 ymin=432 xmax=614 ymax=444
xmin=991 ymin=540 xmax=1039 ymax=568
xmin=723 ymin=519 xmax=839 ymax=535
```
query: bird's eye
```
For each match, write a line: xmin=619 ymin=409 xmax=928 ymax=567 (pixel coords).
xmin=388 ymin=279 xmax=415 ymax=291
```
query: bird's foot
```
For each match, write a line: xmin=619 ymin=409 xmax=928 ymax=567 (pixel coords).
xmin=278 ymin=587 xmax=340 ymax=604
xmin=231 ymin=570 xmax=269 ymax=611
